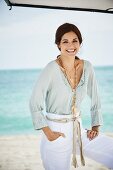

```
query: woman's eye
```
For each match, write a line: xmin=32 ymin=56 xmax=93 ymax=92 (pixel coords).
xmin=62 ymin=40 xmax=78 ymax=44
xmin=63 ymin=41 xmax=68 ymax=43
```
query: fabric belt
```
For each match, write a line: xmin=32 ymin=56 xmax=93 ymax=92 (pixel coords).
xmin=46 ymin=112 xmax=85 ymax=168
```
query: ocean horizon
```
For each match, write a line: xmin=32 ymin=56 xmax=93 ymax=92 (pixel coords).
xmin=0 ymin=65 xmax=113 ymax=135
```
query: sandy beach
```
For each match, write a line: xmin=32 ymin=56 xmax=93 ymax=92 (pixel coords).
xmin=0 ymin=133 xmax=113 ymax=170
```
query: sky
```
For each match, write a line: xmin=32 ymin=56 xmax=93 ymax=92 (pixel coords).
xmin=0 ymin=0 xmax=113 ymax=69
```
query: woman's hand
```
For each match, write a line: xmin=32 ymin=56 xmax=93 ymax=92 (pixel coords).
xmin=42 ymin=126 xmax=65 ymax=142
xmin=47 ymin=131 xmax=65 ymax=141
xmin=86 ymin=126 xmax=100 ymax=140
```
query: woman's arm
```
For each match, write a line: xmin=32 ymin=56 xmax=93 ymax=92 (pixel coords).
xmin=87 ymin=61 xmax=103 ymax=140
xmin=29 ymin=62 xmax=65 ymax=141
xmin=29 ymin=63 xmax=52 ymax=130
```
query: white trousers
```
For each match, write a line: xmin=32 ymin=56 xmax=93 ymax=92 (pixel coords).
xmin=40 ymin=113 xmax=113 ymax=170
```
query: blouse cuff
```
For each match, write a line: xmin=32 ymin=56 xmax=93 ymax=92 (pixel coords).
xmin=31 ymin=111 xmax=48 ymax=130
xmin=91 ymin=110 xmax=103 ymax=127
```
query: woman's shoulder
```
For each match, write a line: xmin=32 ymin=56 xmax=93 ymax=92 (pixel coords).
xmin=84 ymin=59 xmax=94 ymax=69
xmin=42 ymin=60 xmax=54 ymax=68
xmin=41 ymin=60 xmax=56 ymax=74
xmin=83 ymin=59 xmax=96 ymax=76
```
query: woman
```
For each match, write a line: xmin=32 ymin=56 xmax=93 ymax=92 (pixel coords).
xmin=29 ymin=23 xmax=113 ymax=170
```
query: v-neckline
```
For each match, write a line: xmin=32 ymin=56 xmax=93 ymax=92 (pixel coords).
xmin=54 ymin=59 xmax=85 ymax=91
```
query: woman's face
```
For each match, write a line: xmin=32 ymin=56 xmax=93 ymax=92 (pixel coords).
xmin=58 ymin=31 xmax=80 ymax=57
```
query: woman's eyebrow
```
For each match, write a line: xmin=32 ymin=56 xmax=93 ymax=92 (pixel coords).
xmin=62 ymin=38 xmax=78 ymax=41
xmin=62 ymin=39 xmax=68 ymax=41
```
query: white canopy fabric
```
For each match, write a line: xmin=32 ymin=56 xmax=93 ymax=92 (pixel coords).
xmin=4 ymin=0 xmax=113 ymax=14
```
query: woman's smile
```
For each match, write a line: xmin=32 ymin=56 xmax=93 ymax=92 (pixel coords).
xmin=66 ymin=49 xmax=76 ymax=54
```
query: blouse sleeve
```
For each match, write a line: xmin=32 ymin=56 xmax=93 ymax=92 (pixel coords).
xmin=29 ymin=63 xmax=52 ymax=130
xmin=87 ymin=62 xmax=103 ymax=127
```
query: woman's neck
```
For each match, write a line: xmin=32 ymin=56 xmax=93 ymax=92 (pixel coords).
xmin=58 ymin=55 xmax=76 ymax=71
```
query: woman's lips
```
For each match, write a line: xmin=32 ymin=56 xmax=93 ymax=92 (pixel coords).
xmin=66 ymin=49 xmax=76 ymax=53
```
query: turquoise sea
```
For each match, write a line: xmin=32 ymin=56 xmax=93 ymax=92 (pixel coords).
xmin=0 ymin=66 xmax=113 ymax=135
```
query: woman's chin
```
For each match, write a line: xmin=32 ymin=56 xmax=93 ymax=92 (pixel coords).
xmin=66 ymin=52 xmax=77 ymax=57
xmin=61 ymin=52 xmax=77 ymax=57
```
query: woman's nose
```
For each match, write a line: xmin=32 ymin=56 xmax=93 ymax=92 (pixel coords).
xmin=67 ymin=42 xmax=74 ymax=48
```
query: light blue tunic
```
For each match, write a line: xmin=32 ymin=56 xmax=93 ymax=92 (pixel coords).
xmin=29 ymin=59 xmax=103 ymax=130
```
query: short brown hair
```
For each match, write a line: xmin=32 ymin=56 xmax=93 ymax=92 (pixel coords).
xmin=55 ymin=23 xmax=82 ymax=50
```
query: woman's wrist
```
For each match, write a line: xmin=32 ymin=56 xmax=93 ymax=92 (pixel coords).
xmin=92 ymin=125 xmax=100 ymax=132
xmin=42 ymin=126 xmax=53 ymax=137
